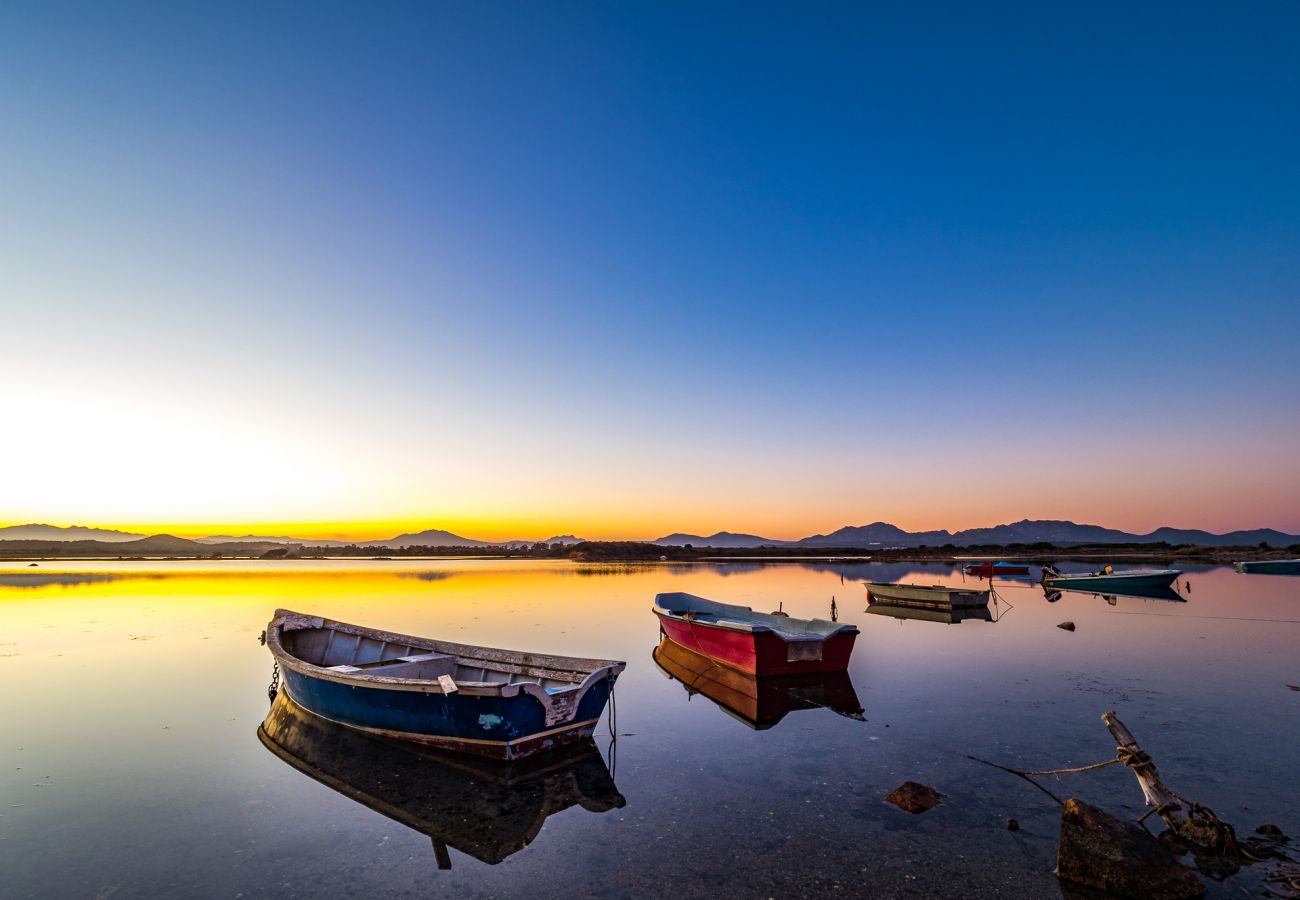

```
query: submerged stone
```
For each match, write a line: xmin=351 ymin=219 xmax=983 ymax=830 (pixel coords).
xmin=884 ymin=781 xmax=941 ymax=814
xmin=1056 ymin=799 xmax=1203 ymax=899
xmin=1058 ymin=621 xmax=1076 ymax=631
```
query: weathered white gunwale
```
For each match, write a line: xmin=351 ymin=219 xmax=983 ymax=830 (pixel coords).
xmin=266 ymin=609 xmax=625 ymax=701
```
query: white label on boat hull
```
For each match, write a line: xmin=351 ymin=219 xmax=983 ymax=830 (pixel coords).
xmin=438 ymin=674 xmax=459 ymax=693
xmin=787 ymin=641 xmax=823 ymax=662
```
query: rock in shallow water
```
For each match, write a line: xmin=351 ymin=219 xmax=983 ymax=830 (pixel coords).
xmin=1058 ymin=621 xmax=1076 ymax=631
xmin=884 ymin=781 xmax=941 ymax=814
xmin=1056 ymin=798 xmax=1203 ymax=899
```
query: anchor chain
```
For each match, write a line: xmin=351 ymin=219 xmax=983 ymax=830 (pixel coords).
xmin=267 ymin=660 xmax=280 ymax=701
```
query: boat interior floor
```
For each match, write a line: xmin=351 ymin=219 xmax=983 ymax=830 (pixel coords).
xmin=284 ymin=628 xmax=582 ymax=693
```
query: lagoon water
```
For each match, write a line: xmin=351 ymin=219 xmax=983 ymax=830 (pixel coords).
xmin=1 ymin=559 xmax=1297 ymax=898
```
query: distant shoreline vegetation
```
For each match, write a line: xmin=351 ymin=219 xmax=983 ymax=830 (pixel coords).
xmin=1 ymin=537 xmax=1297 ymax=563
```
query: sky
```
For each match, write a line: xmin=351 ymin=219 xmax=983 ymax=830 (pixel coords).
xmin=1 ymin=2 xmax=1298 ymax=541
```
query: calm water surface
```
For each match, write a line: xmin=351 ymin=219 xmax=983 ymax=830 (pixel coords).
xmin=1 ymin=559 xmax=1298 ymax=898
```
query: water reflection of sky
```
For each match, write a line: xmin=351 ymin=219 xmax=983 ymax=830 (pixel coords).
xmin=1 ymin=559 xmax=1297 ymax=897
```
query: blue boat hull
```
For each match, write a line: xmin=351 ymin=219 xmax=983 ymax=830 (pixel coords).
xmin=281 ymin=668 xmax=613 ymax=760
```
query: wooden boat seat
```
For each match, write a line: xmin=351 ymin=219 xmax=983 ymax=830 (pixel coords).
xmin=711 ymin=619 xmax=757 ymax=631
xmin=329 ymin=652 xmax=459 ymax=679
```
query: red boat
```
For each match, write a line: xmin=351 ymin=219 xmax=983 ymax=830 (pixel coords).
xmin=652 ymin=592 xmax=858 ymax=676
xmin=962 ymin=561 xmax=1030 ymax=578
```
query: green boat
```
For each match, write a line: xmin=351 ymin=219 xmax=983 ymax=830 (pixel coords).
xmin=1235 ymin=559 xmax=1300 ymax=575
xmin=1041 ymin=565 xmax=1181 ymax=591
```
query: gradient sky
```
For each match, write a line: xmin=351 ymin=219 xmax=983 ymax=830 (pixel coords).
xmin=2 ymin=2 xmax=1298 ymax=541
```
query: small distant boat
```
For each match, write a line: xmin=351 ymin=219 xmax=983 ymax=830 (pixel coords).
xmin=652 ymin=592 xmax=858 ymax=675
xmin=863 ymin=582 xmax=990 ymax=609
xmin=652 ymin=636 xmax=864 ymax=729
xmin=1236 ymin=559 xmax=1300 ymax=575
xmin=866 ymin=601 xmax=994 ymax=625
xmin=962 ymin=561 xmax=1030 ymax=578
xmin=263 ymin=609 xmax=624 ymax=760
xmin=1040 ymin=565 xmax=1181 ymax=591
xmin=259 ymin=692 xmax=624 ymax=868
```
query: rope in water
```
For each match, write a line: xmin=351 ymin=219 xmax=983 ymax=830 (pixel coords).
xmin=965 ymin=748 xmax=1162 ymax=806
xmin=1002 ymin=756 xmax=1123 ymax=777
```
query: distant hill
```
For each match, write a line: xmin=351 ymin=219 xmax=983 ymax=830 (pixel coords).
xmin=497 ymin=535 xmax=588 ymax=548
xmin=954 ymin=519 xmax=1137 ymax=545
xmin=653 ymin=531 xmax=779 ymax=548
xmin=797 ymin=522 xmax=951 ymax=547
xmin=385 ymin=528 xmax=491 ymax=548
xmin=1139 ymin=526 xmax=1300 ymax=546
xmin=0 ymin=523 xmax=145 ymax=542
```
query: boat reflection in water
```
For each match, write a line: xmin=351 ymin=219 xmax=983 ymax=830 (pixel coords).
xmin=865 ymin=600 xmax=995 ymax=625
xmin=1042 ymin=584 xmax=1186 ymax=605
xmin=258 ymin=692 xmax=625 ymax=869
xmin=652 ymin=636 xmax=864 ymax=730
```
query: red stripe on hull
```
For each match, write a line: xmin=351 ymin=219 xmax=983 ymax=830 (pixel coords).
xmin=655 ymin=614 xmax=856 ymax=675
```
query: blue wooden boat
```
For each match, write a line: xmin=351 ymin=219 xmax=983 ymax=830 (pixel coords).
xmin=1041 ymin=565 xmax=1181 ymax=591
xmin=264 ymin=609 xmax=624 ymax=760
xmin=1236 ymin=559 xmax=1300 ymax=575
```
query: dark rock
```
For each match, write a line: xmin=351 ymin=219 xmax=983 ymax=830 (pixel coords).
xmin=1056 ymin=798 xmax=1204 ymax=899
xmin=1287 ymin=684 xmax=1299 ymax=692
xmin=1256 ymin=823 xmax=1288 ymax=840
xmin=1058 ymin=621 xmax=1076 ymax=631
xmin=883 ymin=781 xmax=941 ymax=814
xmin=1007 ymin=818 xmax=1019 ymax=831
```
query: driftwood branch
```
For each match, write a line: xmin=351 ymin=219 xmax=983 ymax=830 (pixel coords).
xmin=1102 ymin=710 xmax=1189 ymax=831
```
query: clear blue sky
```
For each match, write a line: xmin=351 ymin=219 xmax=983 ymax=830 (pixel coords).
xmin=2 ymin=2 xmax=1298 ymax=537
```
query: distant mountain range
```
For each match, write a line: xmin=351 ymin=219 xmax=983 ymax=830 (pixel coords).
xmin=0 ymin=524 xmax=588 ymax=549
xmin=651 ymin=519 xmax=1300 ymax=548
xmin=0 ymin=524 xmax=147 ymax=542
xmin=4 ymin=519 xmax=1297 ymax=550
xmin=0 ymin=533 xmax=291 ymax=557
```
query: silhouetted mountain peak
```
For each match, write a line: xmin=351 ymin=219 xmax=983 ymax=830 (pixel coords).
xmin=387 ymin=528 xmax=488 ymax=548
xmin=653 ymin=531 xmax=777 ymax=548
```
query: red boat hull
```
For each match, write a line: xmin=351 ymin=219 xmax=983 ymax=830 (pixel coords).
xmin=655 ymin=613 xmax=857 ymax=675
xmin=963 ymin=563 xmax=1030 ymax=577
